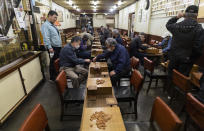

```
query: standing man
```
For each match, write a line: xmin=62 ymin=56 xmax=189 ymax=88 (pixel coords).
xmin=59 ymin=36 xmax=90 ymax=88
xmin=41 ymin=10 xmax=62 ymax=81
xmin=166 ymin=5 xmax=204 ymax=78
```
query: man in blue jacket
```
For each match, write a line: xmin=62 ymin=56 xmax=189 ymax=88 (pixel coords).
xmin=60 ymin=36 xmax=90 ymax=88
xmin=93 ymin=38 xmax=131 ymax=87
xmin=112 ymin=29 xmax=123 ymax=45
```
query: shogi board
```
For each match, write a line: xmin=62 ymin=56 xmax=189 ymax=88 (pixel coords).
xmin=93 ymin=42 xmax=101 ymax=45
xmin=92 ymin=45 xmax=102 ymax=49
xmin=89 ymin=62 xmax=108 ymax=75
xmin=87 ymin=77 xmax=112 ymax=95
xmin=91 ymin=49 xmax=103 ymax=57
xmin=80 ymin=107 xmax=126 ymax=131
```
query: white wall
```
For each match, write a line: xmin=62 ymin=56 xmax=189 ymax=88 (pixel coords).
xmin=118 ymin=3 xmax=136 ymax=30
xmin=52 ymin=2 xmax=76 ymax=29
xmin=115 ymin=14 xmax=119 ymax=28
xmin=93 ymin=14 xmax=106 ymax=28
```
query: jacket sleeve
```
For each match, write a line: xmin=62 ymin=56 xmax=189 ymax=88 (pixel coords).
xmin=158 ymin=39 xmax=166 ymax=46
xmin=162 ymin=37 xmax=172 ymax=52
xmin=65 ymin=48 xmax=85 ymax=64
xmin=41 ymin=25 xmax=52 ymax=49
xmin=115 ymin=49 xmax=127 ymax=74
xmin=166 ymin=17 xmax=179 ymax=34
xmin=96 ymin=51 xmax=111 ymax=61
xmin=191 ymin=27 xmax=204 ymax=59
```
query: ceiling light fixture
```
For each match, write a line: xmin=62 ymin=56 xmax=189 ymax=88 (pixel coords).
xmin=67 ymin=0 xmax=73 ymax=5
xmin=118 ymin=0 xmax=122 ymax=6
xmin=93 ymin=6 xmax=97 ymax=9
xmin=113 ymin=5 xmax=117 ymax=9
xmin=76 ymin=8 xmax=80 ymax=12
xmin=93 ymin=0 xmax=98 ymax=6
xmin=110 ymin=8 xmax=114 ymax=12
xmin=73 ymin=5 xmax=77 ymax=9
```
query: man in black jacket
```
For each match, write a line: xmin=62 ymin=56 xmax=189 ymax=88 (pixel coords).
xmin=59 ymin=36 xmax=90 ymax=88
xmin=129 ymin=32 xmax=149 ymax=64
xmin=166 ymin=5 xmax=204 ymax=78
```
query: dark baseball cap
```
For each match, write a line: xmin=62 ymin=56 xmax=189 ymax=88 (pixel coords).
xmin=185 ymin=5 xmax=198 ymax=14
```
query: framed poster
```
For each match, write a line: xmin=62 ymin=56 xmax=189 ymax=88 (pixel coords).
xmin=56 ymin=10 xmax=63 ymax=22
xmin=198 ymin=0 xmax=204 ymax=19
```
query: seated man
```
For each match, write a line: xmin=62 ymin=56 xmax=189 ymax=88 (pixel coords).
xmin=93 ymin=38 xmax=130 ymax=87
xmin=76 ymin=35 xmax=91 ymax=59
xmin=80 ymin=27 xmax=94 ymax=47
xmin=59 ymin=36 xmax=90 ymax=88
xmin=157 ymin=32 xmax=172 ymax=61
xmin=129 ymin=32 xmax=149 ymax=64
xmin=112 ymin=29 xmax=123 ymax=45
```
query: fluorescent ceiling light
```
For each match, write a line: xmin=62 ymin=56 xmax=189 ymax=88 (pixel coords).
xmin=67 ymin=0 xmax=73 ymax=5
xmin=93 ymin=0 xmax=98 ymax=6
xmin=110 ymin=8 xmax=114 ymax=12
xmin=73 ymin=5 xmax=77 ymax=9
xmin=76 ymin=8 xmax=80 ymax=12
xmin=93 ymin=6 xmax=97 ymax=9
xmin=113 ymin=5 xmax=117 ymax=9
xmin=118 ymin=0 xmax=122 ymax=6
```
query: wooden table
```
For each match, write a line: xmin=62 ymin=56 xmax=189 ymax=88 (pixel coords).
xmin=191 ymin=72 xmax=203 ymax=88
xmin=91 ymin=49 xmax=103 ymax=58
xmin=80 ymin=107 xmax=126 ymax=131
xmin=80 ymin=42 xmax=126 ymax=131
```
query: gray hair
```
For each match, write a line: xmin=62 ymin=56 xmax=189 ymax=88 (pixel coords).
xmin=112 ymin=29 xmax=120 ymax=35
xmin=106 ymin=38 xmax=117 ymax=46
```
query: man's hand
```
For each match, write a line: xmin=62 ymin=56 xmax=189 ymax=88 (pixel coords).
xmin=49 ymin=48 xmax=54 ymax=53
xmin=93 ymin=57 xmax=97 ymax=62
xmin=177 ymin=12 xmax=184 ymax=19
xmin=110 ymin=70 xmax=116 ymax=76
xmin=84 ymin=59 xmax=91 ymax=63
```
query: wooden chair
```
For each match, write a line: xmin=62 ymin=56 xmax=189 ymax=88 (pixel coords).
xmin=19 ymin=104 xmax=50 ymax=131
xmin=184 ymin=93 xmax=204 ymax=130
xmin=54 ymin=58 xmax=60 ymax=74
xmin=170 ymin=69 xmax=191 ymax=105
xmin=144 ymin=57 xmax=167 ymax=94
xmin=117 ymin=56 xmax=140 ymax=87
xmin=55 ymin=70 xmax=85 ymax=121
xmin=150 ymin=97 xmax=182 ymax=131
xmin=115 ymin=69 xmax=144 ymax=119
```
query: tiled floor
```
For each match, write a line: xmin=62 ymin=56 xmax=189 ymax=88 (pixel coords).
xmin=0 ymin=66 xmax=197 ymax=131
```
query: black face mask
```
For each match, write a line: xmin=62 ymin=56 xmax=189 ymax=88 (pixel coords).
xmin=113 ymin=36 xmax=116 ymax=39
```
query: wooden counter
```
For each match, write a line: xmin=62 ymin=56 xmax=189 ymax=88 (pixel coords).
xmin=0 ymin=51 xmax=44 ymax=125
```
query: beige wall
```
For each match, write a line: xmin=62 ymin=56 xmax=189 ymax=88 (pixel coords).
xmin=118 ymin=3 xmax=136 ymax=30
xmin=93 ymin=14 xmax=107 ymax=28
xmin=52 ymin=2 xmax=76 ymax=29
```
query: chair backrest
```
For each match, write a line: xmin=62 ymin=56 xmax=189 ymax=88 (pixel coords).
xmin=144 ymin=57 xmax=154 ymax=73
xmin=19 ymin=104 xmax=50 ymax=131
xmin=54 ymin=58 xmax=60 ymax=74
xmin=130 ymin=56 xmax=140 ymax=70
xmin=172 ymin=69 xmax=191 ymax=92
xmin=150 ymin=97 xmax=182 ymax=131
xmin=131 ymin=69 xmax=144 ymax=93
xmin=186 ymin=93 xmax=204 ymax=129
xmin=55 ymin=70 xmax=67 ymax=101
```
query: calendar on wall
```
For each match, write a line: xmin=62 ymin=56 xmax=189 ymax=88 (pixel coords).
xmin=151 ymin=0 xmax=195 ymax=17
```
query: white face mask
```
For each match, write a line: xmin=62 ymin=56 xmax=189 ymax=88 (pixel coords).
xmin=107 ymin=48 xmax=112 ymax=52
xmin=75 ymin=45 xmax=80 ymax=49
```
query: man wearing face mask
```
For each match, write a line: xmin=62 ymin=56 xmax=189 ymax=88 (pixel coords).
xmin=112 ymin=29 xmax=123 ymax=45
xmin=129 ymin=32 xmax=149 ymax=65
xmin=59 ymin=36 xmax=90 ymax=88
xmin=41 ymin=10 xmax=62 ymax=81
xmin=76 ymin=35 xmax=91 ymax=59
xmin=93 ymin=38 xmax=130 ymax=87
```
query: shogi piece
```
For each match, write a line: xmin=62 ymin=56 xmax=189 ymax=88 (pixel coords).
xmin=87 ymin=78 xmax=112 ymax=95
xmin=91 ymin=49 xmax=103 ymax=57
xmin=92 ymin=45 xmax=102 ymax=49
xmin=146 ymin=47 xmax=159 ymax=54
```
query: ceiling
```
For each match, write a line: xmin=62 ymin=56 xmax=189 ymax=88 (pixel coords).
xmin=52 ymin=0 xmax=137 ymax=14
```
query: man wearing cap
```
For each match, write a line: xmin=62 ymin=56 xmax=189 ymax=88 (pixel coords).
xmin=166 ymin=5 xmax=204 ymax=78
